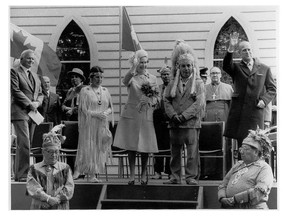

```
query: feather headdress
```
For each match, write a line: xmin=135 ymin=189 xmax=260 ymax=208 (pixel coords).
xmin=243 ymin=126 xmax=275 ymax=159
xmin=170 ymin=39 xmax=200 ymax=98
xmin=42 ymin=124 xmax=66 ymax=149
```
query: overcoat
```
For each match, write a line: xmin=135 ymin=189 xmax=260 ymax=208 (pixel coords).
xmin=223 ymin=52 xmax=276 ymax=140
xmin=113 ymin=71 xmax=159 ymax=153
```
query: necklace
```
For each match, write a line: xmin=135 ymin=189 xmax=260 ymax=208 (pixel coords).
xmin=211 ymin=83 xmax=220 ymax=100
xmin=91 ymin=85 xmax=102 ymax=105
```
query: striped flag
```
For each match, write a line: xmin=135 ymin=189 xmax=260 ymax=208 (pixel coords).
xmin=10 ymin=23 xmax=61 ymax=86
xmin=122 ymin=7 xmax=142 ymax=51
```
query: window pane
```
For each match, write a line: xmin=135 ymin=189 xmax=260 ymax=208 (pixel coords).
xmin=214 ymin=17 xmax=249 ymax=60
xmin=213 ymin=17 xmax=248 ymax=85
xmin=56 ymin=20 xmax=90 ymax=61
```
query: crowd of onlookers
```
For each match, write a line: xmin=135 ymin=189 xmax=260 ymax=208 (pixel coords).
xmin=11 ymin=32 xmax=276 ymax=209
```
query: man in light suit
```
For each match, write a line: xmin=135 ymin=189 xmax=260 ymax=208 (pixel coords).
xmin=223 ymin=33 xmax=276 ymax=146
xmin=41 ymin=76 xmax=62 ymax=126
xmin=11 ymin=49 xmax=44 ymax=182
xmin=163 ymin=41 xmax=205 ymax=185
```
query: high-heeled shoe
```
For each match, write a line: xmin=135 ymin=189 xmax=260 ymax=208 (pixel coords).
xmin=128 ymin=180 xmax=135 ymax=185
xmin=73 ymin=172 xmax=85 ymax=180
xmin=140 ymin=180 xmax=148 ymax=185
xmin=88 ymin=176 xmax=102 ymax=183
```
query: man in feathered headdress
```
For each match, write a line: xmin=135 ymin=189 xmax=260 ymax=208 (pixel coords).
xmin=163 ymin=40 xmax=205 ymax=185
xmin=218 ymin=127 xmax=274 ymax=209
xmin=26 ymin=124 xmax=74 ymax=209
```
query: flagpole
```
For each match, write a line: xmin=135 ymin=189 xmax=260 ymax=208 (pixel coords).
xmin=119 ymin=6 xmax=122 ymax=115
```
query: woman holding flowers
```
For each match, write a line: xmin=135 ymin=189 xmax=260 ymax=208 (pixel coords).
xmin=113 ymin=49 xmax=159 ymax=185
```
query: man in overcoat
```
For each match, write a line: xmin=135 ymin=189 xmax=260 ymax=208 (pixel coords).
xmin=223 ymin=33 xmax=276 ymax=145
xmin=11 ymin=49 xmax=44 ymax=181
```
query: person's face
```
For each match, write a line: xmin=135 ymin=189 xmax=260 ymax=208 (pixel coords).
xmin=239 ymin=42 xmax=253 ymax=62
xmin=136 ymin=56 xmax=148 ymax=73
xmin=161 ymin=71 xmax=170 ymax=85
xmin=90 ymin=72 xmax=103 ymax=86
xmin=210 ymin=68 xmax=222 ymax=84
xmin=42 ymin=147 xmax=60 ymax=165
xmin=70 ymin=74 xmax=82 ymax=87
xmin=239 ymin=144 xmax=258 ymax=164
xmin=201 ymin=76 xmax=207 ymax=84
xmin=21 ymin=52 xmax=35 ymax=69
xmin=179 ymin=59 xmax=193 ymax=79
xmin=43 ymin=77 xmax=50 ymax=92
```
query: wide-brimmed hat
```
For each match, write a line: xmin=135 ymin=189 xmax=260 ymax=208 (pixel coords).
xmin=67 ymin=68 xmax=85 ymax=81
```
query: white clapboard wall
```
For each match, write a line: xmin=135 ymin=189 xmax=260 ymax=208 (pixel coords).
xmin=10 ymin=6 xmax=278 ymax=121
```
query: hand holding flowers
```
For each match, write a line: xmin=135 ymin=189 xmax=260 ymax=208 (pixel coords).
xmin=137 ymin=82 xmax=159 ymax=112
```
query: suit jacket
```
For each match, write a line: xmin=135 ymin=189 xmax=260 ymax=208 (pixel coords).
xmin=44 ymin=92 xmax=62 ymax=125
xmin=164 ymin=77 xmax=205 ymax=129
xmin=223 ymin=52 xmax=276 ymax=140
xmin=11 ymin=65 xmax=43 ymax=121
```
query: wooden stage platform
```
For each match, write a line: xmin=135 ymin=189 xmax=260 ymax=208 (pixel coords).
xmin=10 ymin=177 xmax=277 ymax=210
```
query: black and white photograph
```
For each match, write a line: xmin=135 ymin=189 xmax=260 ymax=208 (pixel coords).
xmin=6 ymin=0 xmax=285 ymax=213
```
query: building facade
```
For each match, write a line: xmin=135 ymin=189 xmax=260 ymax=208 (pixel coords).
xmin=10 ymin=6 xmax=278 ymax=121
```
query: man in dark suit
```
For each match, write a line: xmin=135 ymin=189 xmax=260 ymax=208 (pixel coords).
xmin=11 ymin=49 xmax=44 ymax=182
xmin=223 ymin=32 xmax=276 ymax=146
xmin=42 ymin=76 xmax=62 ymax=126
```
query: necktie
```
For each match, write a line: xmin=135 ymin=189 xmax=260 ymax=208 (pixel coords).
xmin=27 ymin=70 xmax=34 ymax=87
xmin=247 ymin=62 xmax=252 ymax=71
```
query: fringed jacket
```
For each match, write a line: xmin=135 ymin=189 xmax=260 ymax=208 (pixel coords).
xmin=26 ymin=161 xmax=74 ymax=209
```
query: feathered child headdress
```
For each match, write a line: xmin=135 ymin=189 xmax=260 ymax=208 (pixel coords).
xmin=42 ymin=124 xmax=66 ymax=149
xmin=242 ymin=126 xmax=275 ymax=159
xmin=170 ymin=40 xmax=200 ymax=98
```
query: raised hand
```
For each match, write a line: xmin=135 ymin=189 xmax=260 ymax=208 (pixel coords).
xmin=229 ymin=32 xmax=239 ymax=51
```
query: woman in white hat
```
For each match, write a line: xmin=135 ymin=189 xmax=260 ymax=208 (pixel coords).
xmin=113 ymin=49 xmax=159 ymax=185
xmin=218 ymin=127 xmax=274 ymax=209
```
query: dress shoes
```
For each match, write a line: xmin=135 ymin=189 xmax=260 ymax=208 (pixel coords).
xmin=186 ymin=179 xmax=198 ymax=185
xmin=163 ymin=179 xmax=181 ymax=184
xmin=151 ymin=172 xmax=162 ymax=179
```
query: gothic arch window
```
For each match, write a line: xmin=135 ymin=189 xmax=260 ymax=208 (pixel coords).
xmin=56 ymin=20 xmax=90 ymax=100
xmin=213 ymin=17 xmax=249 ymax=84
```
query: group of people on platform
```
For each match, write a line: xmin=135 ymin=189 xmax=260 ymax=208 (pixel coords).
xmin=11 ymin=32 xmax=276 ymax=209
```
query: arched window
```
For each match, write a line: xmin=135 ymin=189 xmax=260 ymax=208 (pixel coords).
xmin=213 ymin=17 xmax=249 ymax=84
xmin=56 ymin=20 xmax=90 ymax=100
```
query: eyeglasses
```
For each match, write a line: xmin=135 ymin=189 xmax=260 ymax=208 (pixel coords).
xmin=210 ymin=72 xmax=221 ymax=75
xmin=70 ymin=75 xmax=80 ymax=78
xmin=45 ymin=149 xmax=59 ymax=155
xmin=239 ymin=146 xmax=252 ymax=152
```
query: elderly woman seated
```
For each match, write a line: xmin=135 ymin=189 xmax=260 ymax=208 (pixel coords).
xmin=218 ymin=127 xmax=274 ymax=209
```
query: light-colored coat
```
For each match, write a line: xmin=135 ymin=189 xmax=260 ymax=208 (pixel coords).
xmin=113 ymin=71 xmax=159 ymax=153
xmin=164 ymin=77 xmax=205 ymax=128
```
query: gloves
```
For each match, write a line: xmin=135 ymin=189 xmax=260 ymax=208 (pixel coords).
xmin=172 ymin=114 xmax=185 ymax=124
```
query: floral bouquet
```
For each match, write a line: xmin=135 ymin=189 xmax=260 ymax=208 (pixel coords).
xmin=137 ymin=82 xmax=159 ymax=112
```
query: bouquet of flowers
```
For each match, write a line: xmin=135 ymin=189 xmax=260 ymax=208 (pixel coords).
xmin=137 ymin=82 xmax=159 ymax=112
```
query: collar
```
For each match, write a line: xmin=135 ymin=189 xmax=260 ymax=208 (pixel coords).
xmin=20 ymin=64 xmax=30 ymax=73
xmin=135 ymin=71 xmax=150 ymax=78
xmin=233 ymin=159 xmax=262 ymax=174
xmin=243 ymin=59 xmax=254 ymax=66
xmin=39 ymin=160 xmax=58 ymax=170
xmin=180 ymin=74 xmax=193 ymax=84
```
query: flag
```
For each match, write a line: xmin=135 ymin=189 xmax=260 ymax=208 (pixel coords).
xmin=10 ymin=23 xmax=61 ymax=86
xmin=122 ymin=7 xmax=142 ymax=52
